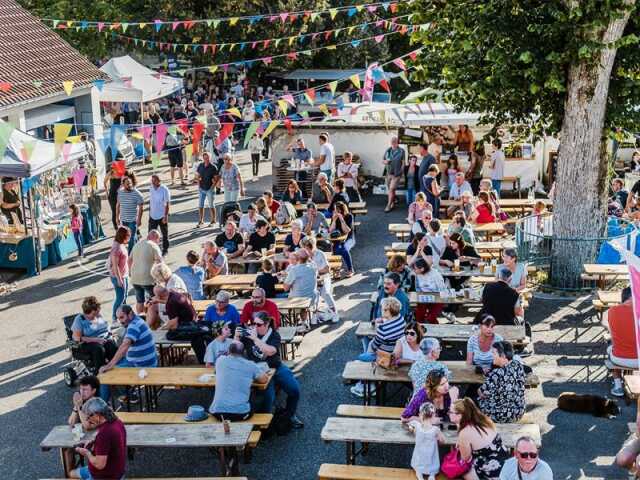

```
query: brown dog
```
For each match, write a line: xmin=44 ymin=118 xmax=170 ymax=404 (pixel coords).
xmin=557 ymin=392 xmax=620 ymax=418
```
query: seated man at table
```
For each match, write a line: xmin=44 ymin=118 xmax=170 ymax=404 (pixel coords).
xmin=608 ymin=287 xmax=637 ymax=397
xmin=283 ymin=249 xmax=318 ymax=329
xmin=500 ymin=436 xmax=554 ymax=480
xmin=69 ymin=398 xmax=127 ymax=480
xmin=175 ymin=250 xmax=206 ymax=301
xmin=301 ymin=201 xmax=329 ymax=235
xmin=203 ymin=290 xmax=241 ymax=326
xmin=209 ymin=340 xmax=269 ymax=420
xmin=204 ymin=321 xmax=233 ymax=367
xmin=478 ymin=268 xmax=523 ymax=325
xmin=240 ymin=287 xmax=282 ymax=329
xmin=215 ymin=220 xmax=245 ymax=259
xmin=243 ymin=219 xmax=276 ymax=273
xmin=240 ymin=312 xmax=303 ymax=430
xmin=65 ymin=375 xmax=100 ymax=475
xmin=409 ymin=338 xmax=451 ymax=396
xmin=99 ymin=305 xmax=157 ymax=380
xmin=448 ymin=172 xmax=473 ymax=201
xmin=239 ymin=203 xmax=266 ymax=236
xmin=372 ymin=272 xmax=411 ymax=321
xmin=200 ymin=241 xmax=228 ymax=279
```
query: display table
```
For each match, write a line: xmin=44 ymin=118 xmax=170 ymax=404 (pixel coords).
xmin=0 ymin=206 xmax=104 ymax=276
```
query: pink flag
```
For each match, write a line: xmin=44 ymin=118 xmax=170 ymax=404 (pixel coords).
xmin=72 ymin=168 xmax=87 ymax=188
xmin=62 ymin=143 xmax=73 ymax=162
xmin=374 ymin=35 xmax=384 ymax=43
xmin=280 ymin=13 xmax=288 ymax=22
xmin=155 ymin=123 xmax=168 ymax=154
xmin=367 ymin=5 xmax=378 ymax=12
xmin=393 ymin=58 xmax=407 ymax=70
xmin=138 ymin=125 xmax=153 ymax=143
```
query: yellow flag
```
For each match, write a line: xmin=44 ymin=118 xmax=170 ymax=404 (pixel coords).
xmin=226 ymin=107 xmax=241 ymax=118
xmin=54 ymin=123 xmax=73 ymax=155
xmin=139 ymin=23 xmax=146 ymax=29
xmin=318 ymin=104 xmax=329 ymax=116
xmin=349 ymin=74 xmax=361 ymax=89
xmin=356 ymin=5 xmax=364 ymax=11
xmin=310 ymin=12 xmax=319 ymax=22
xmin=208 ymin=66 xmax=218 ymax=74
xmin=348 ymin=26 xmax=355 ymax=35
xmin=185 ymin=143 xmax=194 ymax=160
xmin=326 ymin=45 xmax=337 ymax=50
xmin=288 ymin=36 xmax=296 ymax=46
xmin=277 ymin=100 xmax=288 ymax=115
xmin=62 ymin=80 xmax=74 ymax=96
xmin=229 ymin=17 xmax=239 ymax=26
xmin=262 ymin=120 xmax=280 ymax=138
xmin=66 ymin=135 xmax=82 ymax=144
xmin=329 ymin=8 xmax=338 ymax=19
xmin=329 ymin=81 xmax=337 ymax=95
xmin=229 ymin=43 xmax=236 ymax=51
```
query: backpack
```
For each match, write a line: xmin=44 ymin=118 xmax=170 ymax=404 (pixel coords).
xmin=274 ymin=201 xmax=297 ymax=226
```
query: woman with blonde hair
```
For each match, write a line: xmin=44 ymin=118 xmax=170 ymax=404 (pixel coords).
xmin=150 ymin=262 xmax=187 ymax=293
xmin=448 ymin=398 xmax=510 ymax=479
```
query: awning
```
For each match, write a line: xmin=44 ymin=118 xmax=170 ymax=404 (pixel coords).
xmin=24 ymin=104 xmax=75 ymax=131
xmin=98 ymin=55 xmax=182 ymax=103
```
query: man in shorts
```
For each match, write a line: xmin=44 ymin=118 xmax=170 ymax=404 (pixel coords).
xmin=383 ymin=136 xmax=405 ymax=213
xmin=195 ymin=152 xmax=219 ymax=228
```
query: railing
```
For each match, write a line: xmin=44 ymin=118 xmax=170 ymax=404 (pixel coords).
xmin=515 ymin=213 xmax=638 ymax=291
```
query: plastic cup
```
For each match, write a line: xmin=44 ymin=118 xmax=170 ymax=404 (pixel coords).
xmin=223 ymin=420 xmax=231 ymax=434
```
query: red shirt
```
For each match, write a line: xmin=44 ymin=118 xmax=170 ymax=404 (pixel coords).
xmin=90 ymin=418 xmax=127 ymax=479
xmin=240 ymin=299 xmax=281 ymax=329
xmin=610 ymin=301 xmax=638 ymax=359
xmin=475 ymin=203 xmax=495 ymax=224
xmin=268 ymin=199 xmax=281 ymax=217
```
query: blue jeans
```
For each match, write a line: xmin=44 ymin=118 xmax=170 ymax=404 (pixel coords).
xmin=334 ymin=242 xmax=353 ymax=272
xmin=491 ymin=180 xmax=502 ymax=196
xmin=73 ymin=231 xmax=83 ymax=256
xmin=110 ymin=276 xmax=129 ymax=321
xmin=122 ymin=220 xmax=137 ymax=253
xmin=224 ymin=189 xmax=240 ymax=203
xmin=262 ymin=364 xmax=300 ymax=418
xmin=78 ymin=466 xmax=92 ymax=480
xmin=406 ymin=186 xmax=416 ymax=206
xmin=321 ymin=169 xmax=333 ymax=184
xmin=358 ymin=352 xmax=376 ymax=362
xmin=198 ymin=188 xmax=215 ymax=209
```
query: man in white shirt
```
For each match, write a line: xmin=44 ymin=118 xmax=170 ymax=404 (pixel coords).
xmin=499 ymin=436 xmax=553 ymax=480
xmin=302 ymin=236 xmax=339 ymax=323
xmin=491 ymin=138 xmax=506 ymax=196
xmin=147 ymin=174 xmax=171 ymax=256
xmin=448 ymin=172 xmax=473 ymax=200
xmin=284 ymin=249 xmax=319 ymax=330
xmin=314 ymin=133 xmax=335 ymax=183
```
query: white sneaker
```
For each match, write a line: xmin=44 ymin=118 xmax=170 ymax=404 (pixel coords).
xmin=330 ymin=311 xmax=340 ymax=323
xmin=251 ymin=177 xmax=258 ymax=182
xmin=350 ymin=383 xmax=364 ymax=397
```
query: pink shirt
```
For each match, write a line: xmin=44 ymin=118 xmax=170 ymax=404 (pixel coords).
xmin=70 ymin=215 xmax=83 ymax=232
xmin=408 ymin=202 xmax=429 ymax=224
xmin=109 ymin=242 xmax=129 ymax=278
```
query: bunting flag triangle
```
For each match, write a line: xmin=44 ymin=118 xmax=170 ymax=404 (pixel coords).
xmin=0 ymin=122 xmax=14 ymax=161
xmin=152 ymin=151 xmax=161 ymax=169
xmin=280 ymin=12 xmax=288 ymax=22
xmin=54 ymin=123 xmax=73 ymax=155
xmin=328 ymin=81 xmax=337 ymax=95
xmin=398 ymin=71 xmax=411 ymax=86
xmin=138 ymin=125 xmax=153 ymax=143
xmin=213 ymin=19 xmax=221 ymax=29
xmin=277 ymin=100 xmax=288 ymax=115
xmin=184 ymin=143 xmax=194 ymax=161
xmin=310 ymin=12 xmax=319 ymax=22
xmin=225 ymin=108 xmax=241 ymax=118
xmin=409 ymin=50 xmax=419 ymax=61
xmin=304 ymin=89 xmax=315 ymax=105
xmin=216 ymin=122 xmax=234 ymax=146
xmin=243 ymin=122 xmax=260 ymax=148
xmin=318 ymin=104 xmax=330 ymax=116
xmin=374 ymin=34 xmax=384 ymax=43
xmin=154 ymin=19 xmax=162 ymax=32
xmin=356 ymin=4 xmax=364 ymax=11
xmin=62 ymin=80 xmax=74 ymax=96
xmin=208 ymin=66 xmax=218 ymax=74
xmin=21 ymin=140 xmax=36 ymax=163
xmin=155 ymin=123 xmax=168 ymax=159
xmin=262 ymin=120 xmax=280 ymax=138
xmin=393 ymin=58 xmax=407 ymax=70
xmin=349 ymin=74 xmax=361 ymax=89
xmin=284 ymin=118 xmax=293 ymax=135
xmin=288 ymin=36 xmax=296 ymax=46
xmin=0 ymin=82 xmax=11 ymax=93
xmin=379 ymin=79 xmax=390 ymax=93
xmin=348 ymin=26 xmax=355 ymax=35
xmin=229 ymin=17 xmax=239 ymax=26
xmin=192 ymin=122 xmax=205 ymax=144
xmin=62 ymin=143 xmax=73 ymax=162
xmin=329 ymin=8 xmax=338 ymax=20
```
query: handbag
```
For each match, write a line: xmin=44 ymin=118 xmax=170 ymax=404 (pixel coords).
xmin=440 ymin=448 xmax=473 ymax=479
xmin=375 ymin=350 xmax=395 ymax=369
xmin=166 ymin=322 xmax=205 ymax=341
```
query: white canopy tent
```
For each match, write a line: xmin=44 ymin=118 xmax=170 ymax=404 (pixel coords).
xmin=98 ymin=55 xmax=182 ymax=103
xmin=0 ymin=124 xmax=86 ymax=178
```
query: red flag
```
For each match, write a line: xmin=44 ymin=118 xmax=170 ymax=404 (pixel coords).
xmin=192 ymin=122 xmax=205 ymax=144
xmin=409 ymin=51 xmax=419 ymax=61
xmin=379 ymin=79 xmax=390 ymax=93
xmin=0 ymin=82 xmax=12 ymax=93
xmin=176 ymin=119 xmax=189 ymax=136
xmin=216 ymin=122 xmax=234 ymax=146
xmin=112 ymin=160 xmax=126 ymax=176
xmin=284 ymin=118 xmax=293 ymax=135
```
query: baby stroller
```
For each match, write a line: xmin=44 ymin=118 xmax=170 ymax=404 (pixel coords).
xmin=62 ymin=314 xmax=98 ymax=387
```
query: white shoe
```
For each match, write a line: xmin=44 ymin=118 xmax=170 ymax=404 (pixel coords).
xmin=251 ymin=177 xmax=258 ymax=182
xmin=350 ymin=383 xmax=364 ymax=397
xmin=330 ymin=311 xmax=340 ymax=323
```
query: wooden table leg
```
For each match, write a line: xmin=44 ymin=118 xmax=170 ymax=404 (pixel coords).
xmin=363 ymin=381 xmax=371 ymax=406
xmin=59 ymin=447 xmax=71 ymax=477
xmin=346 ymin=441 xmax=356 ymax=465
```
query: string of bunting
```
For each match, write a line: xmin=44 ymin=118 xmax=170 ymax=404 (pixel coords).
xmin=43 ymin=0 xmax=410 ymax=31
xmin=0 ymin=48 xmax=421 ymax=170
xmin=105 ymin=15 xmax=415 ymax=54
xmin=0 ymin=26 xmax=424 ymax=93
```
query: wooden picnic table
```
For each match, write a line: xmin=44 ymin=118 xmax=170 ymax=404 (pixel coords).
xmin=354 ymin=322 xmax=526 ymax=344
xmin=597 ymin=290 xmax=622 ymax=306
xmin=320 ymin=417 xmax=541 ymax=465
xmin=583 ymin=264 xmax=628 ymax=288
xmin=202 ymin=273 xmax=285 ymax=294
xmin=342 ymin=360 xmax=538 ymax=405
xmin=408 ymin=290 xmax=481 ymax=306
xmin=228 ymin=253 xmax=275 ymax=266
xmin=388 ymin=222 xmax=506 ymax=241
xmin=98 ymin=367 xmax=273 ymax=411
xmin=386 ymin=241 xmax=510 ymax=253
xmin=294 ymin=201 xmax=367 ymax=212
xmin=41 ymin=423 xmax=252 ymax=476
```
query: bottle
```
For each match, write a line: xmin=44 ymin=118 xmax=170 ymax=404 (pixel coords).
xmin=528 ymin=187 xmax=534 ymax=201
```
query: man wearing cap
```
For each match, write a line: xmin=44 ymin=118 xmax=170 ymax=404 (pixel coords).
xmin=209 ymin=341 xmax=269 ymax=421
xmin=203 ymin=290 xmax=240 ymax=326
xmin=408 ymin=338 xmax=451 ymax=396
xmin=479 ymin=267 xmax=524 ymax=325
xmin=240 ymin=288 xmax=281 ymax=329
xmin=301 ymin=202 xmax=329 ymax=235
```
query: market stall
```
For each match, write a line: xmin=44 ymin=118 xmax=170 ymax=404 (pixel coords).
xmin=0 ymin=124 xmax=104 ymax=276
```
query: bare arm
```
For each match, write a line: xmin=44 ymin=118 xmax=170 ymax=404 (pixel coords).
xmin=100 ymin=338 xmax=132 ymax=372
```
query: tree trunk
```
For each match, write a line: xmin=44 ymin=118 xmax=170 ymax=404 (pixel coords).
xmin=551 ymin=7 xmax=633 ymax=289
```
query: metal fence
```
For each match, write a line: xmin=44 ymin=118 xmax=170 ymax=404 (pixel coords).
xmin=515 ymin=213 xmax=637 ymax=291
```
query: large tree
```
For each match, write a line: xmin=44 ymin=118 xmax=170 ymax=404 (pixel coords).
xmin=409 ymin=0 xmax=640 ymax=287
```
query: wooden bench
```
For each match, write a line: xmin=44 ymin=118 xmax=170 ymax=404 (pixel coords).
xmin=43 ymin=478 xmax=247 ymax=480
xmin=337 ymin=404 xmax=403 ymax=420
xmin=318 ymin=463 xmax=425 ymax=480
xmin=117 ymin=412 xmax=273 ymax=431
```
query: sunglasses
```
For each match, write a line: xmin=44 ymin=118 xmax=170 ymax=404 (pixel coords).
xmin=406 ymin=331 xmax=417 ymax=336
xmin=517 ymin=452 xmax=538 ymax=459
xmin=253 ymin=322 xmax=265 ymax=327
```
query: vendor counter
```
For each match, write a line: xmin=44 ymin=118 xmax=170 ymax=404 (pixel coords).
xmin=0 ymin=206 xmax=104 ymax=276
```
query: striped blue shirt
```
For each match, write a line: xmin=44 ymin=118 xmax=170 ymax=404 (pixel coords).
xmin=125 ymin=316 xmax=157 ymax=366
xmin=117 ymin=188 xmax=144 ymax=223
xmin=370 ymin=315 xmax=406 ymax=353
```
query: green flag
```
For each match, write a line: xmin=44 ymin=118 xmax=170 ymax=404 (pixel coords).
xmin=243 ymin=122 xmax=259 ymax=148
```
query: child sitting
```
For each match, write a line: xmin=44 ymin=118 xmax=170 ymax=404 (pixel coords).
xmin=256 ymin=259 xmax=277 ymax=298
xmin=408 ymin=402 xmax=444 ymax=480
xmin=413 ymin=258 xmax=446 ymax=324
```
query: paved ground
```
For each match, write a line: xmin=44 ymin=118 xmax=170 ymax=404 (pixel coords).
xmin=0 ymin=154 xmax=635 ymax=479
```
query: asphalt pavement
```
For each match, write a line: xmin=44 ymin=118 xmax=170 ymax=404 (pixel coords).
xmin=0 ymin=156 xmax=635 ymax=479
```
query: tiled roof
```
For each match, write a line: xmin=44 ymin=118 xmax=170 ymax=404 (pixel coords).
xmin=0 ymin=0 xmax=109 ymax=111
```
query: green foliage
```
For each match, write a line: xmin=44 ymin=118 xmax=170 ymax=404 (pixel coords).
xmin=408 ymin=0 xmax=640 ymax=138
